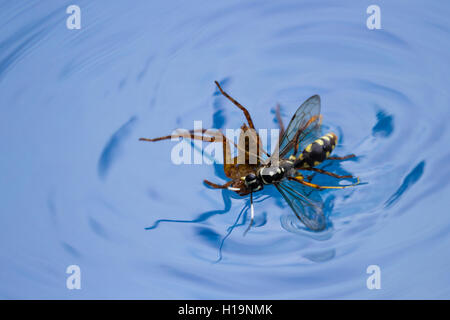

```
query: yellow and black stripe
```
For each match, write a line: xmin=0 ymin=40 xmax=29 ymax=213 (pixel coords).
xmin=293 ymin=133 xmax=337 ymax=169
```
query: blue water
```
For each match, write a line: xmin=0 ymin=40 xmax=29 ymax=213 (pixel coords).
xmin=1 ymin=0 xmax=450 ymax=299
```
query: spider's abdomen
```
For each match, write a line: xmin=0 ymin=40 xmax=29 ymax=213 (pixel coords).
xmin=294 ymin=133 xmax=337 ymax=168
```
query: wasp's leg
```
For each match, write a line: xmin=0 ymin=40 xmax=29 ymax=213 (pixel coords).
xmin=288 ymin=176 xmax=360 ymax=190
xmin=215 ymin=81 xmax=256 ymax=129
xmin=301 ymin=168 xmax=353 ymax=179
xmin=204 ymin=180 xmax=233 ymax=189
xmin=304 ymin=161 xmax=332 ymax=182
xmin=328 ymin=154 xmax=356 ymax=160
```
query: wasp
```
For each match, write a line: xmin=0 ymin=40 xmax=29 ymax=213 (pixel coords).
xmin=140 ymin=81 xmax=359 ymax=231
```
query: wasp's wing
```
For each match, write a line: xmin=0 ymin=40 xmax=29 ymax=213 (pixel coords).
xmin=277 ymin=95 xmax=322 ymax=159
xmin=275 ymin=179 xmax=326 ymax=231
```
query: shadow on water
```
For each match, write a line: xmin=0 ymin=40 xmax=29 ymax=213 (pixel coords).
xmin=98 ymin=116 xmax=138 ymax=180
xmin=144 ymin=183 xmax=274 ymax=262
xmin=385 ymin=160 xmax=426 ymax=208
xmin=144 ymin=156 xmax=355 ymax=262
xmin=372 ymin=109 xmax=394 ymax=138
xmin=145 ymin=187 xmax=232 ymax=230
xmin=212 ymin=77 xmax=232 ymax=129
xmin=214 ymin=196 xmax=271 ymax=263
xmin=144 ymin=186 xmax=247 ymax=262
xmin=215 ymin=203 xmax=249 ymax=263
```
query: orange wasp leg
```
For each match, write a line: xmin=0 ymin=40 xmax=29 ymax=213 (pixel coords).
xmin=288 ymin=175 xmax=360 ymax=190
xmin=300 ymin=167 xmax=353 ymax=179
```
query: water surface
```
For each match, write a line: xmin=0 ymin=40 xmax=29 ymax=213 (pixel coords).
xmin=1 ymin=0 xmax=450 ymax=299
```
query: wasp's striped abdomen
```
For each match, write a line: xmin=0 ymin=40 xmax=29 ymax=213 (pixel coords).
xmin=294 ymin=133 xmax=337 ymax=168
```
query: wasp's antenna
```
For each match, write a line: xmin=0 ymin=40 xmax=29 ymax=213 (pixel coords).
xmin=243 ymin=192 xmax=254 ymax=236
